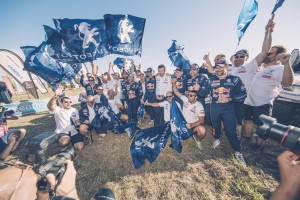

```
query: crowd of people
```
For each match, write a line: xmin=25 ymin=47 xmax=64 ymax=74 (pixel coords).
xmin=0 ymin=17 xmax=299 ymax=200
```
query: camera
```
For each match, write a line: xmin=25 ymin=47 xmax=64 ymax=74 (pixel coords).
xmin=36 ymin=145 xmax=75 ymax=191
xmin=258 ymin=114 xmax=300 ymax=153
xmin=25 ymin=132 xmax=65 ymax=165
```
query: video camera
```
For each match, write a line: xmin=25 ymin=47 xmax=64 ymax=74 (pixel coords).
xmin=25 ymin=131 xmax=66 ymax=165
xmin=258 ymin=114 xmax=300 ymax=153
xmin=36 ymin=145 xmax=75 ymax=191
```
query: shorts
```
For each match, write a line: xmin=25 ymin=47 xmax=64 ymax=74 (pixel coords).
xmin=70 ymin=133 xmax=84 ymax=144
xmin=234 ymin=101 xmax=245 ymax=125
xmin=245 ymin=104 xmax=272 ymax=126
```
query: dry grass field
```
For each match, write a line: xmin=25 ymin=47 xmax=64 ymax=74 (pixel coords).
xmin=5 ymin=90 xmax=287 ymax=200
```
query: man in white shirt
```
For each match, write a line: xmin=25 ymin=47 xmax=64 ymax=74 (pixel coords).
xmin=107 ymin=89 xmax=124 ymax=116
xmin=155 ymin=64 xmax=172 ymax=125
xmin=47 ymin=86 xmax=84 ymax=150
xmin=173 ymin=85 xmax=206 ymax=146
xmin=230 ymin=18 xmax=275 ymax=139
xmin=245 ymin=45 xmax=294 ymax=152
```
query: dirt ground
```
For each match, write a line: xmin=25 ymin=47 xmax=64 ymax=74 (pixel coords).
xmin=7 ymin=103 xmax=286 ymax=200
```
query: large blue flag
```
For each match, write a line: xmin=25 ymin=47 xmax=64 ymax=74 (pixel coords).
xmin=236 ymin=0 xmax=258 ymax=44
xmin=52 ymin=18 xmax=109 ymax=63
xmin=104 ymin=14 xmax=146 ymax=56
xmin=167 ymin=40 xmax=191 ymax=75
xmin=113 ymin=57 xmax=134 ymax=70
xmin=21 ymin=42 xmax=82 ymax=85
xmin=271 ymin=0 xmax=285 ymax=14
xmin=170 ymin=100 xmax=193 ymax=153
xmin=130 ymin=122 xmax=171 ymax=169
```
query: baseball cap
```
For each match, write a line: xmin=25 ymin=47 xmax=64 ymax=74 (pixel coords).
xmin=214 ymin=59 xmax=229 ymax=67
xmin=144 ymin=67 xmax=153 ymax=74
xmin=174 ymin=67 xmax=182 ymax=72
xmin=190 ymin=63 xmax=199 ymax=70
xmin=234 ymin=49 xmax=249 ymax=57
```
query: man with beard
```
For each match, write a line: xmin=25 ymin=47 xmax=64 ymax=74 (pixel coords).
xmin=199 ymin=59 xmax=247 ymax=166
xmin=244 ymin=45 xmax=294 ymax=153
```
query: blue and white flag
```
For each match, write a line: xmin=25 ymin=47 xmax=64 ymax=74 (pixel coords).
xmin=170 ymin=100 xmax=192 ymax=153
xmin=113 ymin=57 xmax=134 ymax=70
xmin=167 ymin=40 xmax=191 ymax=75
xmin=52 ymin=18 xmax=109 ymax=63
xmin=137 ymin=104 xmax=144 ymax=119
xmin=104 ymin=14 xmax=146 ymax=56
xmin=21 ymin=42 xmax=82 ymax=86
xmin=236 ymin=0 xmax=258 ymax=44
xmin=130 ymin=123 xmax=171 ymax=169
xmin=271 ymin=0 xmax=285 ymax=14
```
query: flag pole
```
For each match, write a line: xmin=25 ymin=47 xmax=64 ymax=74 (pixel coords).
xmin=267 ymin=14 xmax=275 ymax=39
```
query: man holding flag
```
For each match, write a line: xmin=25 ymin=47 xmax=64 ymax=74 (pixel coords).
xmin=172 ymin=84 xmax=206 ymax=146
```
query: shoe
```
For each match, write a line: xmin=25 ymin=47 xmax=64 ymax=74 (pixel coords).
xmin=211 ymin=139 xmax=220 ymax=149
xmin=193 ymin=135 xmax=202 ymax=150
xmin=234 ymin=152 xmax=247 ymax=166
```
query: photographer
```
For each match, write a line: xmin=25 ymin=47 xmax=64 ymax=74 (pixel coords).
xmin=271 ymin=150 xmax=300 ymax=200
xmin=0 ymin=107 xmax=26 ymax=162
xmin=0 ymin=160 xmax=79 ymax=200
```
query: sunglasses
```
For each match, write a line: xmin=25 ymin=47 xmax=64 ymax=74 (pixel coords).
xmin=235 ymin=55 xmax=245 ymax=59
xmin=267 ymin=52 xmax=277 ymax=56
xmin=97 ymin=88 xmax=103 ymax=90
xmin=188 ymin=94 xmax=197 ymax=97
xmin=166 ymin=96 xmax=172 ymax=98
xmin=63 ymin=101 xmax=72 ymax=103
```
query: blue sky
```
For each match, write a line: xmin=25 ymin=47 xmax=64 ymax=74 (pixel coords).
xmin=0 ymin=0 xmax=299 ymax=73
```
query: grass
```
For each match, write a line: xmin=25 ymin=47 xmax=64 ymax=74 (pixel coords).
xmin=6 ymin=90 xmax=286 ymax=200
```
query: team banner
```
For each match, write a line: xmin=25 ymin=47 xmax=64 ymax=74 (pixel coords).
xmin=113 ymin=57 xmax=133 ymax=70
xmin=51 ymin=18 xmax=109 ymax=63
xmin=271 ymin=0 xmax=285 ymax=14
xmin=0 ymin=49 xmax=39 ymax=99
xmin=21 ymin=42 xmax=82 ymax=86
xmin=167 ymin=40 xmax=191 ymax=75
xmin=104 ymin=14 xmax=146 ymax=56
xmin=236 ymin=0 xmax=258 ymax=44
xmin=170 ymin=100 xmax=192 ymax=153
xmin=130 ymin=122 xmax=171 ymax=169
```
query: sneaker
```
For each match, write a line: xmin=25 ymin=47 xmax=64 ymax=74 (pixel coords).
xmin=193 ymin=135 xmax=202 ymax=150
xmin=234 ymin=152 xmax=247 ymax=166
xmin=211 ymin=139 xmax=220 ymax=149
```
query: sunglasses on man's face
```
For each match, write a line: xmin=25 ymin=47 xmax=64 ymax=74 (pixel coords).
xmin=64 ymin=101 xmax=72 ymax=104
xmin=166 ymin=95 xmax=172 ymax=98
xmin=88 ymin=79 xmax=95 ymax=82
xmin=235 ymin=55 xmax=245 ymax=59
xmin=97 ymin=88 xmax=103 ymax=90
xmin=188 ymin=94 xmax=197 ymax=97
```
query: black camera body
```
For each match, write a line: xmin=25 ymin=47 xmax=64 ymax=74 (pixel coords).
xmin=258 ymin=115 xmax=300 ymax=153
xmin=36 ymin=145 xmax=75 ymax=191
xmin=25 ymin=131 xmax=63 ymax=165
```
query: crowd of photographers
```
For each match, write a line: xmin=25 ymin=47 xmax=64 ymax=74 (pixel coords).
xmin=0 ymin=17 xmax=300 ymax=199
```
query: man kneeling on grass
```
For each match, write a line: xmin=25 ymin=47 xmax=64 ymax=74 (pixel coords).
xmin=173 ymin=84 xmax=206 ymax=149
xmin=47 ymin=85 xmax=84 ymax=150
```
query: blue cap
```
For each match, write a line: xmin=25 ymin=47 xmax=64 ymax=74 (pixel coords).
xmin=215 ymin=59 xmax=229 ymax=67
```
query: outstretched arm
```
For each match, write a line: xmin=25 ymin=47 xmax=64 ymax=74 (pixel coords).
xmin=280 ymin=53 xmax=294 ymax=87
xmin=255 ymin=15 xmax=275 ymax=66
xmin=47 ymin=85 xmax=64 ymax=111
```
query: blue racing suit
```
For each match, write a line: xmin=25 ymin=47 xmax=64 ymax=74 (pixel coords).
xmin=80 ymin=75 xmax=102 ymax=96
xmin=122 ymin=81 xmax=143 ymax=120
xmin=199 ymin=74 xmax=246 ymax=152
